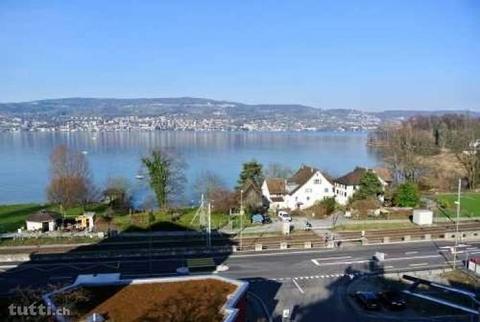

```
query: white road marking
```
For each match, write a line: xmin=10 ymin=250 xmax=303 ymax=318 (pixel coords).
xmin=311 ymin=254 xmax=443 ymax=267
xmin=292 ymin=278 xmax=305 ymax=294
xmin=313 ymin=256 xmax=352 ymax=261
xmin=409 ymin=263 xmax=429 ymax=267
xmin=405 ymin=251 xmax=418 ymax=255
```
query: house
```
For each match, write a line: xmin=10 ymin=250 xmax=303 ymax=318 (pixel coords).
xmin=373 ymin=166 xmax=393 ymax=186
xmin=285 ymin=166 xmax=335 ymax=209
xmin=75 ymin=212 xmax=96 ymax=232
xmin=334 ymin=167 xmax=390 ymax=205
xmin=25 ymin=210 xmax=61 ymax=232
xmin=261 ymin=178 xmax=287 ymax=210
xmin=262 ymin=165 xmax=335 ymax=210
xmin=239 ymin=178 xmax=265 ymax=212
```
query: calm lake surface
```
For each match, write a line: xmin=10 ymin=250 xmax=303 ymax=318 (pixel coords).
xmin=0 ymin=131 xmax=380 ymax=205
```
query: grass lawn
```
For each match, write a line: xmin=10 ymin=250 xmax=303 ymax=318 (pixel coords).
xmin=333 ymin=221 xmax=417 ymax=231
xmin=0 ymin=203 xmax=231 ymax=234
xmin=0 ymin=204 xmax=46 ymax=233
xmin=0 ymin=236 xmax=101 ymax=246
xmin=436 ymin=192 xmax=480 ymax=218
xmin=112 ymin=208 xmax=231 ymax=232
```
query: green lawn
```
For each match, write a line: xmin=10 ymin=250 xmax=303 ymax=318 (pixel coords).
xmin=436 ymin=192 xmax=480 ymax=218
xmin=0 ymin=204 xmax=46 ymax=233
xmin=112 ymin=208 xmax=232 ymax=232
xmin=0 ymin=202 xmax=232 ymax=234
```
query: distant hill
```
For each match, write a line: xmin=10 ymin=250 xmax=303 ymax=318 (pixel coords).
xmin=0 ymin=97 xmax=476 ymax=121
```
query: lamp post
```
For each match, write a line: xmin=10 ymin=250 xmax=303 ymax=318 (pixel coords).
xmin=240 ymin=189 xmax=244 ymax=250
xmin=453 ymin=178 xmax=461 ymax=270
xmin=207 ymin=202 xmax=212 ymax=248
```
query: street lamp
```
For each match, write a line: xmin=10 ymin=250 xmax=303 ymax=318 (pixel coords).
xmin=453 ymin=178 xmax=461 ymax=270
xmin=207 ymin=202 xmax=212 ymax=248
xmin=240 ymin=189 xmax=244 ymax=250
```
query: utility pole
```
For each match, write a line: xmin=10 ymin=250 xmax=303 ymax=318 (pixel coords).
xmin=207 ymin=202 xmax=212 ymax=248
xmin=240 ymin=189 xmax=244 ymax=251
xmin=453 ymin=178 xmax=461 ymax=270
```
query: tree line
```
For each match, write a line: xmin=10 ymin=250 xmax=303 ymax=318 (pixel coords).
xmin=370 ymin=114 xmax=480 ymax=190
xmin=45 ymin=145 xmax=295 ymax=214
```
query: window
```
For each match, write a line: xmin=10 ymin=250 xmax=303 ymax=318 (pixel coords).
xmin=314 ymin=179 xmax=321 ymax=184
xmin=306 ymin=196 xmax=310 ymax=201
xmin=324 ymin=188 xmax=329 ymax=193
xmin=305 ymin=188 xmax=312 ymax=193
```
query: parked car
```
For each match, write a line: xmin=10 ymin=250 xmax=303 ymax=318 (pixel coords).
xmin=354 ymin=291 xmax=381 ymax=310
xmin=251 ymin=214 xmax=264 ymax=224
xmin=277 ymin=211 xmax=292 ymax=222
xmin=251 ymin=214 xmax=272 ymax=225
xmin=378 ymin=291 xmax=406 ymax=310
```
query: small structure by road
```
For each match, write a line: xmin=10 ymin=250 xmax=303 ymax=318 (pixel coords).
xmin=25 ymin=210 xmax=61 ymax=232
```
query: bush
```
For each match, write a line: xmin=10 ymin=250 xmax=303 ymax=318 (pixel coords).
xmin=303 ymin=197 xmax=337 ymax=218
xmin=350 ymin=197 xmax=381 ymax=217
xmin=393 ymin=183 xmax=420 ymax=207
xmin=319 ymin=197 xmax=336 ymax=215
xmin=437 ymin=198 xmax=452 ymax=209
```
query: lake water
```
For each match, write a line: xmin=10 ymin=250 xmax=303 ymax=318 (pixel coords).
xmin=0 ymin=131 xmax=380 ymax=205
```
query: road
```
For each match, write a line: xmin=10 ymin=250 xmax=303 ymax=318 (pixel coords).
xmin=0 ymin=240 xmax=478 ymax=321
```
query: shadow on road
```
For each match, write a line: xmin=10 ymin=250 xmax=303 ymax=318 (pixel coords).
xmin=290 ymin=263 xmax=476 ymax=322
xmin=0 ymin=221 xmax=238 ymax=320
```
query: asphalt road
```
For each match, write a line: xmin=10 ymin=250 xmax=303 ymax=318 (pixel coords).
xmin=0 ymin=240 xmax=478 ymax=321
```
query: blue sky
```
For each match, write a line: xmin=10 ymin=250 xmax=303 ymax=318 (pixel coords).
xmin=0 ymin=0 xmax=478 ymax=110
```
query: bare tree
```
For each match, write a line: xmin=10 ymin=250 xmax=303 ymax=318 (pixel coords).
xmin=374 ymin=123 xmax=435 ymax=183
xmin=450 ymin=118 xmax=480 ymax=188
xmin=264 ymin=162 xmax=293 ymax=179
xmin=194 ymin=170 xmax=225 ymax=201
xmin=46 ymin=145 xmax=97 ymax=208
xmin=142 ymin=149 xmax=186 ymax=209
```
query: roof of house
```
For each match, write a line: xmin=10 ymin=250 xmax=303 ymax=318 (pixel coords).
xmin=265 ymin=178 xmax=286 ymax=195
xmin=335 ymin=167 xmax=367 ymax=186
xmin=241 ymin=178 xmax=262 ymax=196
xmin=26 ymin=210 xmax=61 ymax=222
xmin=287 ymin=165 xmax=332 ymax=194
xmin=288 ymin=165 xmax=318 ymax=186
xmin=373 ymin=167 xmax=393 ymax=183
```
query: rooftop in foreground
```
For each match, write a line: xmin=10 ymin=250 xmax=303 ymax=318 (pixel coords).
xmin=45 ymin=274 xmax=248 ymax=322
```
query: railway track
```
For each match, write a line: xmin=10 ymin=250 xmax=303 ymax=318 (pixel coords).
xmin=0 ymin=231 xmax=325 ymax=255
xmin=337 ymin=220 xmax=480 ymax=243
xmin=2 ymin=220 xmax=480 ymax=256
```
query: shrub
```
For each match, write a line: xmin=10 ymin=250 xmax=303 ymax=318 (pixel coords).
xmin=350 ymin=197 xmax=381 ymax=217
xmin=393 ymin=183 xmax=420 ymax=207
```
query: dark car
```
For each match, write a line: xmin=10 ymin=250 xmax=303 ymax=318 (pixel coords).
xmin=354 ymin=291 xmax=381 ymax=310
xmin=378 ymin=291 xmax=406 ymax=310
xmin=262 ymin=215 xmax=272 ymax=224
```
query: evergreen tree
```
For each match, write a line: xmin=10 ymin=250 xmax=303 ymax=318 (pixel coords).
xmin=354 ymin=171 xmax=383 ymax=200
xmin=237 ymin=160 xmax=264 ymax=189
